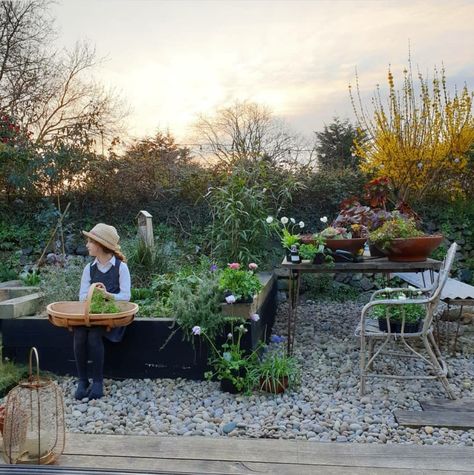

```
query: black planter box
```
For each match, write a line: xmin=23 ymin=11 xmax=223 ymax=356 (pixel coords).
xmin=377 ymin=318 xmax=422 ymax=333
xmin=2 ymin=274 xmax=277 ymax=380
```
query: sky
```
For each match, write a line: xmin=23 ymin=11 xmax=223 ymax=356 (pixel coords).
xmin=52 ymin=0 xmax=474 ymax=144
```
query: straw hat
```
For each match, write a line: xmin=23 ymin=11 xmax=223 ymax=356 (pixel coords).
xmin=82 ymin=223 xmax=121 ymax=253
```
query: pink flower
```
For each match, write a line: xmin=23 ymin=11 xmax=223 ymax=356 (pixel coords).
xmin=250 ymin=313 xmax=260 ymax=322
xmin=227 ymin=263 xmax=240 ymax=270
xmin=248 ymin=263 xmax=258 ymax=271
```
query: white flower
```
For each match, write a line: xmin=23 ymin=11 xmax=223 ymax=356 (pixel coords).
xmin=320 ymin=216 xmax=328 ymax=224
xmin=250 ymin=313 xmax=260 ymax=322
xmin=266 ymin=216 xmax=273 ymax=224
xmin=417 ymin=162 xmax=423 ymax=170
xmin=454 ymin=158 xmax=460 ymax=163
xmin=398 ymin=294 xmax=407 ymax=300
xmin=299 ymin=221 xmax=305 ymax=228
xmin=262 ymin=188 xmax=267 ymax=193
xmin=281 ymin=217 xmax=289 ymax=225
xmin=290 ymin=218 xmax=295 ymax=224
xmin=192 ymin=326 xmax=201 ymax=335
xmin=225 ymin=294 xmax=236 ymax=304
xmin=408 ymin=285 xmax=416 ymax=291
xmin=227 ymin=333 xmax=233 ymax=339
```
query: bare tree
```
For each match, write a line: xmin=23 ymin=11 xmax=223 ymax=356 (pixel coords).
xmin=0 ymin=0 xmax=127 ymax=148
xmin=192 ymin=100 xmax=314 ymax=170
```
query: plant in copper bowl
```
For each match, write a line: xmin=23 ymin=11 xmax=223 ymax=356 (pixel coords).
xmin=368 ymin=212 xmax=443 ymax=262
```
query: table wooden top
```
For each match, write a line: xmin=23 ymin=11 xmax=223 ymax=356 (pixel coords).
xmin=281 ymin=256 xmax=442 ymax=273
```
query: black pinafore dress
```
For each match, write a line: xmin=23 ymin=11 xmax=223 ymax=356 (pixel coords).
xmin=90 ymin=258 xmax=126 ymax=342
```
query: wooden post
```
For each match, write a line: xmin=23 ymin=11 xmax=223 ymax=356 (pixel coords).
xmin=136 ymin=211 xmax=154 ymax=248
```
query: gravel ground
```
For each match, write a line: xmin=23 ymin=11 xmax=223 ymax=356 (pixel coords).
xmin=61 ymin=299 xmax=474 ymax=445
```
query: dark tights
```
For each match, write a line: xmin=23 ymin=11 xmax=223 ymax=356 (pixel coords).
xmin=73 ymin=327 xmax=105 ymax=382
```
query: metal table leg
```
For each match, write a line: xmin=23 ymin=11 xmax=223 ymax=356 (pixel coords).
xmin=287 ymin=269 xmax=301 ymax=355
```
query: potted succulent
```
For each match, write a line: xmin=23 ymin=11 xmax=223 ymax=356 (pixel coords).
xmin=369 ymin=213 xmax=443 ymax=262
xmin=370 ymin=289 xmax=425 ymax=333
xmin=256 ymin=347 xmax=300 ymax=394
xmin=320 ymin=225 xmax=367 ymax=255
xmin=198 ymin=324 xmax=261 ymax=394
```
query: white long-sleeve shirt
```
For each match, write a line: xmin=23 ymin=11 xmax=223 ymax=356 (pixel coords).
xmin=79 ymin=256 xmax=131 ymax=302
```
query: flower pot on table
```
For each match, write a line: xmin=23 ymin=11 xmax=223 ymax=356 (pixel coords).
xmin=385 ymin=235 xmax=443 ymax=262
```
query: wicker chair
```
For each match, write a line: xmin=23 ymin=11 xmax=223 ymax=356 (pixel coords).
xmin=355 ymin=242 xmax=457 ymax=399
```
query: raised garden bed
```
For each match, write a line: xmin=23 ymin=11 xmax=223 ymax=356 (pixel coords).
xmin=1 ymin=273 xmax=277 ymax=380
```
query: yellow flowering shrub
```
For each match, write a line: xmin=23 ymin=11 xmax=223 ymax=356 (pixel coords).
xmin=350 ymin=63 xmax=474 ymax=203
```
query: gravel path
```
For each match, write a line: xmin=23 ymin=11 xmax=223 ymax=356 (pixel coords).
xmin=62 ymin=299 xmax=474 ymax=445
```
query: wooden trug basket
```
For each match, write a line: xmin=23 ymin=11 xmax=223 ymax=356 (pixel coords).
xmin=47 ymin=283 xmax=137 ymax=331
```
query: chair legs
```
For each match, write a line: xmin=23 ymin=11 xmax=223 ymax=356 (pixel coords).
xmin=423 ymin=333 xmax=457 ymax=400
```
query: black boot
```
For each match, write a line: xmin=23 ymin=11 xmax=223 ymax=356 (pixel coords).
xmin=74 ymin=379 xmax=90 ymax=400
xmin=87 ymin=380 xmax=104 ymax=400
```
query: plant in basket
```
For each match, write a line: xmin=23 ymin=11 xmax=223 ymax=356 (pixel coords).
xmin=370 ymin=288 xmax=425 ymax=333
xmin=197 ymin=324 xmax=261 ymax=394
xmin=218 ymin=262 xmax=262 ymax=303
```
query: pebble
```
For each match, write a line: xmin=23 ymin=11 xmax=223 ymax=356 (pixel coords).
xmin=48 ymin=300 xmax=473 ymax=446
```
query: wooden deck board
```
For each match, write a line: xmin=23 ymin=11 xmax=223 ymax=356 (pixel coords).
xmin=394 ymin=409 xmax=474 ymax=429
xmin=420 ymin=398 xmax=474 ymax=412
xmin=51 ymin=433 xmax=474 ymax=474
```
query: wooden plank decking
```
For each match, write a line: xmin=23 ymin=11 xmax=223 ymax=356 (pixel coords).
xmin=2 ymin=433 xmax=472 ymax=475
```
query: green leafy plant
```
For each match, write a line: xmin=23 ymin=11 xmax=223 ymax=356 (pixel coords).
xmin=370 ymin=289 xmax=425 ymax=323
xmin=19 ymin=268 xmax=41 ymax=286
xmin=169 ymin=270 xmax=224 ymax=342
xmin=256 ymin=347 xmax=300 ymax=393
xmin=89 ymin=290 xmax=120 ymax=314
xmin=218 ymin=263 xmax=262 ymax=302
xmin=39 ymin=256 xmax=85 ymax=306
xmin=369 ymin=213 xmax=424 ymax=250
xmin=299 ymin=243 xmax=318 ymax=260
xmin=0 ymin=359 xmax=28 ymax=398
xmin=199 ymin=323 xmax=261 ymax=394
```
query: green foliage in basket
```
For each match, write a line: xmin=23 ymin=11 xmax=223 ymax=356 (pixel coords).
xmin=89 ymin=290 xmax=120 ymax=314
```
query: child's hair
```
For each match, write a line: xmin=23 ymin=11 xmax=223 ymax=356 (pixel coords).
xmin=92 ymin=239 xmax=127 ymax=263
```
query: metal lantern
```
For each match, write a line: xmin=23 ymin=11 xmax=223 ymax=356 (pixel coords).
xmin=2 ymin=347 xmax=65 ymax=465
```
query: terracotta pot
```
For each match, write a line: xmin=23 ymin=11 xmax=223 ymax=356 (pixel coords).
xmin=300 ymin=234 xmax=315 ymax=245
xmin=385 ymin=235 xmax=443 ymax=262
xmin=259 ymin=376 xmax=289 ymax=394
xmin=325 ymin=238 xmax=366 ymax=255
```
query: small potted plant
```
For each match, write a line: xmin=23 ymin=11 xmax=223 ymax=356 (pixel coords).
xmin=370 ymin=288 xmax=425 ymax=333
xmin=265 ymin=216 xmax=305 ymax=258
xmin=218 ymin=263 xmax=262 ymax=303
xmin=369 ymin=213 xmax=443 ymax=262
xmin=299 ymin=233 xmax=329 ymax=264
xmin=256 ymin=347 xmax=300 ymax=394
xmin=320 ymin=224 xmax=367 ymax=255
xmin=197 ymin=324 xmax=261 ymax=394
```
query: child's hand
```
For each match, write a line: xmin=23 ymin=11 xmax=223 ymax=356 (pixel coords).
xmin=93 ymin=284 xmax=113 ymax=300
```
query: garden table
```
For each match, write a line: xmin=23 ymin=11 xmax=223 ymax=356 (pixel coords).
xmin=281 ymin=256 xmax=442 ymax=355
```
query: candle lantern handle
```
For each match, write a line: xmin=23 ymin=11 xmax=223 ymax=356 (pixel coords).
xmin=28 ymin=347 xmax=40 ymax=383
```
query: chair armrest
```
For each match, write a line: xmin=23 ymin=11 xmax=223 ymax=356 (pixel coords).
xmin=369 ymin=287 xmax=431 ymax=302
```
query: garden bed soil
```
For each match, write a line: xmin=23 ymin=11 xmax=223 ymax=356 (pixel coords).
xmin=1 ymin=273 xmax=277 ymax=380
